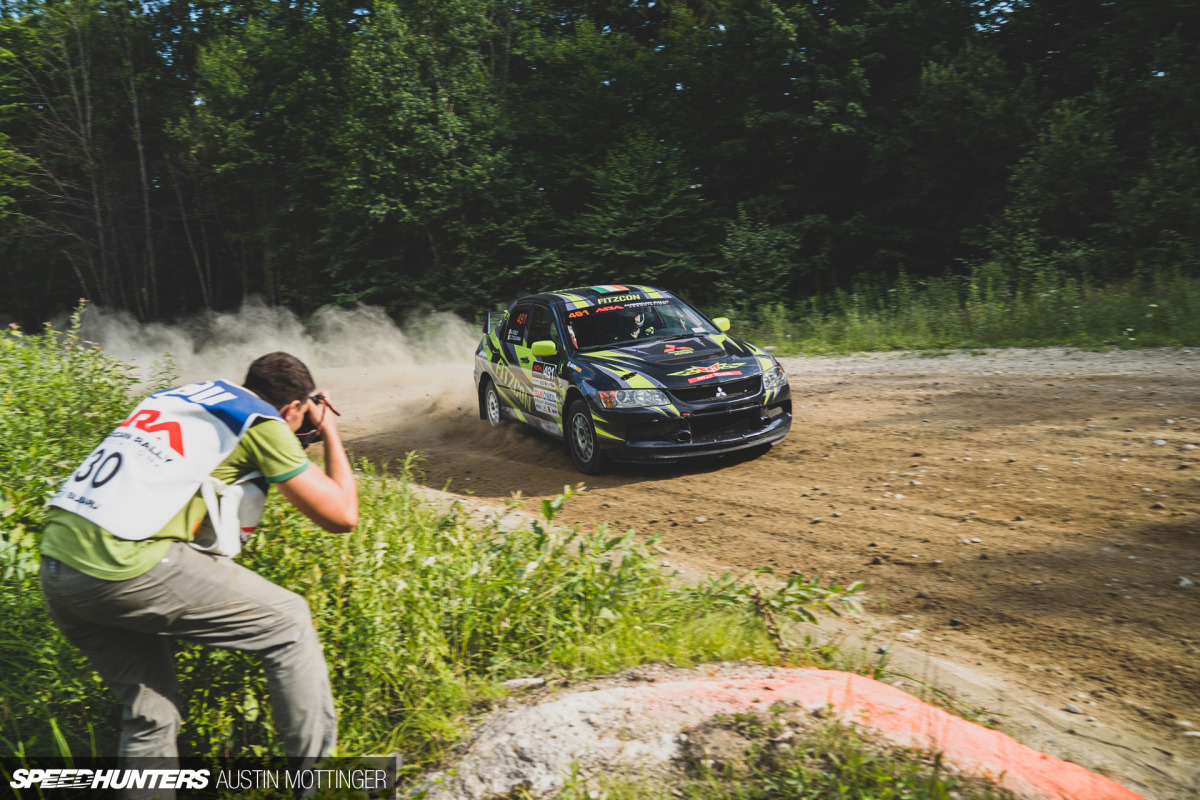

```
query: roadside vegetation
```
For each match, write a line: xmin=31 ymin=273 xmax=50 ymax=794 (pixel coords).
xmin=553 ymin=709 xmax=1014 ymax=800
xmin=722 ymin=267 xmax=1200 ymax=355
xmin=0 ymin=318 xmax=863 ymax=772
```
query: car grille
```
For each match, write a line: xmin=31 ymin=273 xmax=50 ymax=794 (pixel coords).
xmin=626 ymin=408 xmax=767 ymax=443
xmin=669 ymin=375 xmax=761 ymax=405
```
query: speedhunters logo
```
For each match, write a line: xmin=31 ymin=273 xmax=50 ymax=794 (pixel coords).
xmin=4 ymin=756 xmax=398 ymax=797
xmin=9 ymin=769 xmax=209 ymax=791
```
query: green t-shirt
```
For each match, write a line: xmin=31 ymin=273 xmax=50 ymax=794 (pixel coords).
xmin=41 ymin=418 xmax=309 ymax=580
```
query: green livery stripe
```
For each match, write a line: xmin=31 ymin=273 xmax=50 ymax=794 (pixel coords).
xmin=497 ymin=385 xmax=528 ymax=420
xmin=590 ymin=362 xmax=628 ymax=386
xmin=556 ymin=292 xmax=592 ymax=309
xmin=621 ymin=373 xmax=657 ymax=389
xmin=595 ymin=427 xmax=622 ymax=441
xmin=593 ymin=354 xmax=647 ymax=369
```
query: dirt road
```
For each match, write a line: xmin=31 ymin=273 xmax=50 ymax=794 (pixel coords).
xmin=328 ymin=348 xmax=1200 ymax=799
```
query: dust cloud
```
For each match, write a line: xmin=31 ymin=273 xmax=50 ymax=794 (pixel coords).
xmin=81 ymin=299 xmax=482 ymax=443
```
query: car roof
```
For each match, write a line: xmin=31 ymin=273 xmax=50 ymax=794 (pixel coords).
xmin=518 ymin=284 xmax=676 ymax=310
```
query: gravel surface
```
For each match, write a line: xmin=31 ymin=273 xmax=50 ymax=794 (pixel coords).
xmin=331 ymin=347 xmax=1200 ymax=800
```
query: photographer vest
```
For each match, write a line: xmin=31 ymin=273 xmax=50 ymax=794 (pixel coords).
xmin=52 ymin=380 xmax=283 ymax=556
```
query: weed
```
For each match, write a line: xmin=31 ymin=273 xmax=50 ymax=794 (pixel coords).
xmin=554 ymin=712 xmax=1015 ymax=800
xmin=715 ymin=267 xmax=1200 ymax=353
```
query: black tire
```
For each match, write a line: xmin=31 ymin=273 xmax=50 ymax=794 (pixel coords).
xmin=482 ymin=378 xmax=505 ymax=428
xmin=566 ymin=399 xmax=610 ymax=474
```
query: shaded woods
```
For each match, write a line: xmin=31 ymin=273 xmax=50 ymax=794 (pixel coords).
xmin=2 ymin=0 xmax=1198 ymax=326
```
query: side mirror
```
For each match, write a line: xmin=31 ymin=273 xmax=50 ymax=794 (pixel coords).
xmin=712 ymin=317 xmax=731 ymax=332
xmin=530 ymin=340 xmax=557 ymax=358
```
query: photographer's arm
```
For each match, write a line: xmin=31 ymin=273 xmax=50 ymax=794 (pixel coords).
xmin=278 ymin=397 xmax=358 ymax=533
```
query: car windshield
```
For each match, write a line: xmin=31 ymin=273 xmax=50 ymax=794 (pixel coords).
xmin=563 ymin=297 xmax=720 ymax=351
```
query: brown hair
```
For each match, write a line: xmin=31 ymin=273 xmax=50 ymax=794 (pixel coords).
xmin=243 ymin=352 xmax=315 ymax=410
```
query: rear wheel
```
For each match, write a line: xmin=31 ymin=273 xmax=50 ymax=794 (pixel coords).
xmin=566 ymin=399 xmax=610 ymax=474
xmin=483 ymin=378 xmax=504 ymax=428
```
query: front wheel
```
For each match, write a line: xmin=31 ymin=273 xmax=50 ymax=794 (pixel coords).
xmin=483 ymin=379 xmax=504 ymax=428
xmin=566 ymin=399 xmax=610 ymax=474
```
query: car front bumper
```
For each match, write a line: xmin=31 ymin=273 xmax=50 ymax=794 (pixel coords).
xmin=592 ymin=392 xmax=792 ymax=462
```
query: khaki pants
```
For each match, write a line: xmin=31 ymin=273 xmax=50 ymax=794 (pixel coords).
xmin=41 ymin=542 xmax=337 ymax=797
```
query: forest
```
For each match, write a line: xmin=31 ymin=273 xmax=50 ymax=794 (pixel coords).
xmin=1 ymin=0 xmax=1197 ymax=327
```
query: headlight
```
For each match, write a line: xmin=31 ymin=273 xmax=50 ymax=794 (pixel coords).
xmin=597 ymin=388 xmax=670 ymax=408
xmin=762 ymin=365 xmax=788 ymax=390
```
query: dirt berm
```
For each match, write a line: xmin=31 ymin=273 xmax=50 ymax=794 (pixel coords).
xmin=326 ymin=347 xmax=1200 ymax=800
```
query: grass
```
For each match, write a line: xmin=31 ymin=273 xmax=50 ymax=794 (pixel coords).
xmin=717 ymin=266 xmax=1200 ymax=354
xmin=551 ymin=707 xmax=1015 ymax=800
xmin=0 ymin=314 xmax=864 ymax=774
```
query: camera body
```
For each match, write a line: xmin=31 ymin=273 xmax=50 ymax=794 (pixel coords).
xmin=294 ymin=394 xmax=328 ymax=449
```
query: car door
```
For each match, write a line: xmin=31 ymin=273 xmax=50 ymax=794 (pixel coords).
xmin=497 ymin=302 xmax=534 ymax=416
xmin=523 ymin=304 xmax=565 ymax=426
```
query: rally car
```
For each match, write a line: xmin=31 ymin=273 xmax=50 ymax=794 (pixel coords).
xmin=473 ymin=285 xmax=792 ymax=473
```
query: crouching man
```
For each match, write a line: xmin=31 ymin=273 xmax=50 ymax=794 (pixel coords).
xmin=39 ymin=352 xmax=357 ymax=795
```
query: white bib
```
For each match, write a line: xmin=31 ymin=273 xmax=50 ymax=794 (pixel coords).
xmin=52 ymin=380 xmax=282 ymax=543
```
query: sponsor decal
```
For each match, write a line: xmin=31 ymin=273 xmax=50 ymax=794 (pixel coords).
xmin=119 ymin=409 xmax=185 ymax=456
xmin=590 ymin=284 xmax=629 ymax=294
xmin=568 ymin=309 xmax=589 ymax=318
xmin=598 ymin=293 xmax=641 ymax=304
xmin=506 ymin=328 xmax=522 ymax=342
xmin=622 ymin=299 xmax=670 ymax=308
xmin=663 ymin=344 xmax=693 ymax=354
xmin=532 ymin=362 xmax=546 ymax=372
xmin=669 ymin=361 xmax=747 ymax=378
xmin=571 ymin=363 xmax=583 ymax=373
xmin=686 ymin=370 xmax=743 ymax=384
xmin=595 ymin=304 xmax=624 ymax=313
xmin=532 ymin=389 xmax=559 ymax=416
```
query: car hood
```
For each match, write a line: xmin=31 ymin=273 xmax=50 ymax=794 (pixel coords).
xmin=576 ymin=335 xmax=771 ymax=389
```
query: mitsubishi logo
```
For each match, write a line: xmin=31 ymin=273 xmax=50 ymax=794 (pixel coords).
xmin=715 ymin=386 xmax=728 ymax=398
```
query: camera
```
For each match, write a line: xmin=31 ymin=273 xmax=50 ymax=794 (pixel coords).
xmin=294 ymin=394 xmax=329 ymax=449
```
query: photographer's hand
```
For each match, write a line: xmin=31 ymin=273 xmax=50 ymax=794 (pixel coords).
xmin=280 ymin=391 xmax=358 ymax=532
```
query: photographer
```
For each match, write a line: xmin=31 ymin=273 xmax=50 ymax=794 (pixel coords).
xmin=39 ymin=352 xmax=357 ymax=796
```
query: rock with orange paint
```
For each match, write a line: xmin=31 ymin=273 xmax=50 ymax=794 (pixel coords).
xmin=416 ymin=666 xmax=1146 ymax=800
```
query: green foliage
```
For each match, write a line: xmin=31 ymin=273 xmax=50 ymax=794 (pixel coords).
xmin=566 ymin=130 xmax=719 ymax=288
xmin=718 ymin=210 xmax=806 ymax=307
xmin=553 ymin=714 xmax=1013 ymax=800
xmin=3 ymin=0 xmax=1200 ymax=322
xmin=725 ymin=267 xmax=1200 ymax=354
xmin=0 ymin=337 xmax=862 ymax=766
xmin=0 ymin=310 xmax=165 ymax=757
xmin=0 ymin=309 xmax=150 ymax=552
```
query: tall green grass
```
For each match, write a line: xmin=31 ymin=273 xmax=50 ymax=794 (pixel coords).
xmin=0 ymin=316 xmax=862 ymax=766
xmin=721 ymin=266 xmax=1200 ymax=354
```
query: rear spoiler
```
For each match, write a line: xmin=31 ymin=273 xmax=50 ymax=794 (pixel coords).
xmin=483 ymin=311 xmax=505 ymax=336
